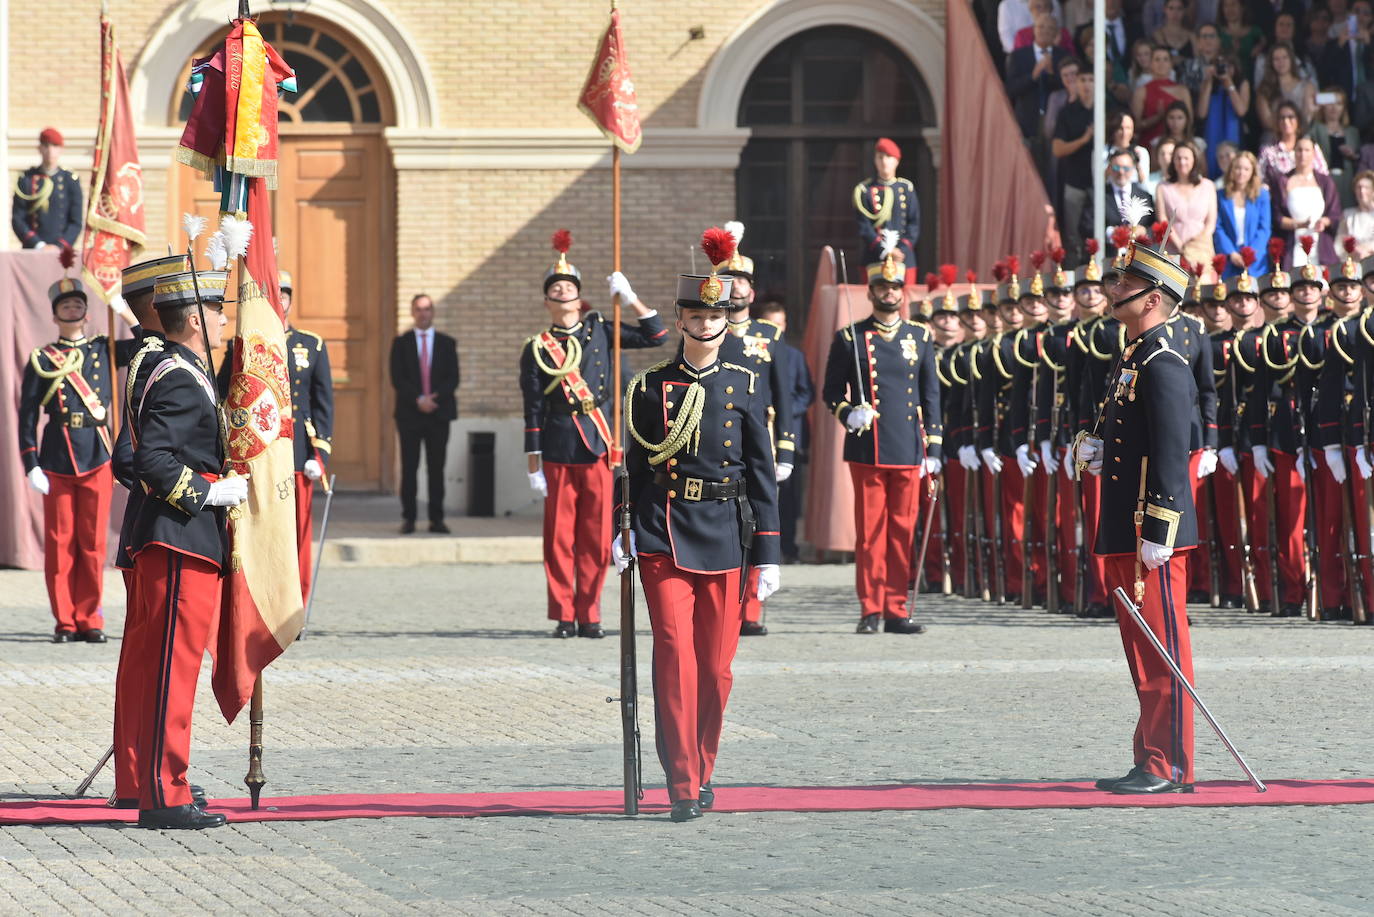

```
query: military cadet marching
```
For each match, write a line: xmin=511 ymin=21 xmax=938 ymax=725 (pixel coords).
xmin=125 ymin=269 xmax=244 ymax=829
xmin=19 ymin=273 xmax=140 ymax=642
xmin=1009 ymin=259 xmax=1053 ymax=606
xmin=822 ymin=238 xmax=942 ymax=633
xmin=716 ymin=221 xmax=795 ymax=637
xmin=853 ymin=138 xmax=921 ymax=285
xmin=922 ymin=268 xmax=971 ymax=595
xmin=615 ymin=228 xmax=780 ymax=822
xmin=219 ymin=270 xmax=334 ymax=607
xmin=1073 ymin=239 xmax=1199 ymax=794
xmin=11 ymin=128 xmax=82 ymax=250
xmin=521 ymin=230 xmax=667 ymax=639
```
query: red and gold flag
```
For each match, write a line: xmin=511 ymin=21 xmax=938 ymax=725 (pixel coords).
xmin=578 ymin=8 xmax=642 ymax=154
xmin=80 ymin=11 xmax=145 ymax=300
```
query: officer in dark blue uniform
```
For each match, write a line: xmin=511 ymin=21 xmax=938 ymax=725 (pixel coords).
xmin=218 ymin=270 xmax=333 ymax=606
xmin=853 ymin=138 xmax=921 ymax=284
xmin=126 ymin=269 xmax=244 ymax=830
xmin=521 ymin=230 xmax=667 ymax=637
xmin=19 ymin=276 xmax=142 ymax=642
xmin=11 ymin=128 xmax=82 ymax=249
xmin=1073 ymin=240 xmax=1199 ymax=794
xmin=715 ymin=222 xmax=795 ymax=635
xmin=615 ymin=228 xmax=780 ymax=822
xmin=823 ymin=245 xmax=943 ymax=633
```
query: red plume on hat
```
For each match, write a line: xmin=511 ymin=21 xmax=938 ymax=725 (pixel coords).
xmin=966 ymin=269 xmax=978 ymax=284
xmin=1151 ymin=221 xmax=1168 ymax=245
xmin=1111 ymin=225 xmax=1132 ymax=250
xmin=551 ymin=229 xmax=572 ymax=254
xmin=700 ymin=226 xmax=736 ymax=267
xmin=1324 ymin=265 xmax=1332 ymax=280
xmin=1050 ymin=246 xmax=1066 ymax=266
xmin=1186 ymin=259 xmax=1204 ymax=279
xmin=1267 ymin=236 xmax=1286 ymax=268
xmin=57 ymin=242 xmax=76 ymax=273
xmin=1006 ymin=254 xmax=1020 ymax=277
xmin=992 ymin=260 xmax=1009 ymax=283
xmin=1211 ymin=254 xmax=1227 ymax=277
xmin=1300 ymin=234 xmax=1315 ymax=256
xmin=1084 ymin=238 xmax=1099 ymax=257
xmin=1239 ymin=246 xmax=1256 ymax=269
xmin=939 ymin=264 xmax=958 ymax=287
xmin=1345 ymin=235 xmax=1357 ymax=254
xmin=924 ymin=271 xmax=939 ymax=291
xmin=1030 ymin=250 xmax=1046 ymax=271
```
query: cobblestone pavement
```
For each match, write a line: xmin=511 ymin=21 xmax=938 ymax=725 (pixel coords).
xmin=2 ymin=563 xmax=1373 ymax=915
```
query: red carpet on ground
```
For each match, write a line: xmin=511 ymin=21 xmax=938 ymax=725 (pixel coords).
xmin=4 ymin=779 xmax=1374 ymax=825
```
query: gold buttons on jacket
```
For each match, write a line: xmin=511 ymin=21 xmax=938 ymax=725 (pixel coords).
xmin=726 ymin=386 xmax=734 ymax=394
xmin=724 ymin=420 xmax=733 ymax=428
xmin=725 ymin=402 xmax=733 ymax=410
xmin=723 ymin=440 xmax=732 ymax=447
xmin=670 ymin=473 xmax=678 ymax=480
xmin=668 ymin=490 xmax=677 ymax=498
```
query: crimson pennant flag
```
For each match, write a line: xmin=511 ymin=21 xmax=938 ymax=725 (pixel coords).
xmin=578 ymin=8 xmax=642 ymax=153
xmin=80 ymin=10 xmax=145 ymax=300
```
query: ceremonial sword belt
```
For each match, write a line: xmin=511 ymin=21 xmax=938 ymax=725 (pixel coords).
xmin=49 ymin=408 xmax=107 ymax=428
xmin=653 ymin=473 xmax=745 ymax=501
xmin=547 ymin=389 xmax=609 ymax=415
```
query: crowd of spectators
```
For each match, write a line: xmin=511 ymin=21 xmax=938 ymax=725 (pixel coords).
xmin=992 ymin=0 xmax=1374 ymax=274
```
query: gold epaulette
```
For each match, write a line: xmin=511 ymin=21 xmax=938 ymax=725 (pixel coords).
xmin=841 ymin=326 xmax=854 ymax=342
xmin=297 ymin=329 xmax=324 ymax=350
xmin=755 ymin=319 xmax=783 ymax=339
xmin=721 ymin=361 xmax=757 ymax=394
xmin=1140 ymin=336 xmax=1187 ymax=367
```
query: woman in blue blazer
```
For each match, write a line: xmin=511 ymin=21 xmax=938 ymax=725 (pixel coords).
xmin=1213 ymin=150 xmax=1271 ymax=279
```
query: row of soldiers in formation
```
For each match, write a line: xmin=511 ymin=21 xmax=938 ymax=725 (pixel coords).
xmin=19 ymin=256 xmax=332 ymax=829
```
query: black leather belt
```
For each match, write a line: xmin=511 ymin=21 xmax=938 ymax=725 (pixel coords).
xmin=53 ymin=411 xmax=104 ymax=428
xmin=548 ymin=391 xmax=609 ymax=415
xmin=653 ymin=472 xmax=744 ymax=501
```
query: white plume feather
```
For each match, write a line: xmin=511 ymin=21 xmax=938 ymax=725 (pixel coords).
xmin=204 ymin=232 xmax=229 ymax=271
xmin=181 ymin=213 xmax=207 ymax=242
xmin=724 ymin=220 xmax=745 ymax=245
xmin=879 ymin=228 xmax=900 ymax=257
xmin=217 ymin=214 xmax=254 ymax=262
xmin=1121 ymin=195 xmax=1151 ymax=230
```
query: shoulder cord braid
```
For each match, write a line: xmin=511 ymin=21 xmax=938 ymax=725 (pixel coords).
xmin=30 ymin=346 xmax=82 ymax=407
xmin=1332 ymin=319 xmax=1356 ymax=364
xmin=1088 ymin=319 xmax=1115 ymax=361
xmin=853 ymin=182 xmax=894 ymax=226
xmin=1012 ymin=328 xmax=1037 ymax=368
xmin=1297 ymin=322 xmax=1323 ymax=371
xmin=627 ymin=377 xmax=706 ymax=466
xmin=532 ymin=334 xmax=584 ymax=395
xmin=971 ymin=341 xmax=985 ymax=381
xmin=949 ymin=348 xmax=969 ymax=386
xmin=1231 ymin=332 xmax=1255 ymax=374
xmin=935 ymin=352 xmax=952 ymax=387
xmin=14 ymin=174 xmax=53 ymax=214
xmin=992 ymin=333 xmax=1013 ymax=379
xmin=1361 ymin=307 xmax=1374 ymax=347
xmin=1261 ymin=323 xmax=1299 ymax=372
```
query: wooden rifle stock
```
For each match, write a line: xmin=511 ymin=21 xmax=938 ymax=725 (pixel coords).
xmin=1340 ymin=464 xmax=1368 ymax=624
xmin=963 ymin=465 xmax=981 ymax=599
xmin=1072 ymin=473 xmax=1087 ymax=614
xmin=616 ymin=468 xmax=641 ymax=815
xmin=991 ymin=467 xmax=1006 ymax=603
xmin=1232 ymin=467 xmax=1261 ymax=613
xmin=1021 ymin=365 xmax=1038 ymax=610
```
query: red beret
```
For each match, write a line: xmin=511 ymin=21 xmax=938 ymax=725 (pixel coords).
xmin=39 ymin=127 xmax=64 ymax=146
xmin=875 ymin=137 xmax=901 ymax=159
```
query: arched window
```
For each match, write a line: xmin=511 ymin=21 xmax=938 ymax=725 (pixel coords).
xmin=736 ymin=27 xmax=933 ymax=307
xmin=174 ymin=16 xmax=392 ymax=126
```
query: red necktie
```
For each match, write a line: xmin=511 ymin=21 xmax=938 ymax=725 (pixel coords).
xmin=420 ymin=333 xmax=432 ymax=397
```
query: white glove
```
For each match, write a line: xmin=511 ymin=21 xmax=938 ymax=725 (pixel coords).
xmin=1072 ymin=435 xmax=1103 ymax=476
xmin=607 ymin=271 xmax=637 ymax=304
xmin=109 ymin=294 xmax=137 ymax=327
xmin=1295 ymin=447 xmax=1307 ymax=482
xmin=775 ymin=462 xmax=793 ymax=483
xmin=756 ymin=564 xmax=781 ymax=602
xmin=33 ymin=241 xmax=47 ymax=250
xmin=923 ymin=456 xmax=943 ymax=476
xmin=612 ymin=530 xmax=637 ymax=574
xmin=1015 ymin=443 xmax=1035 ymax=477
xmin=1324 ymin=446 xmax=1348 ymax=484
xmin=1039 ymin=440 xmax=1058 ymax=475
xmin=1218 ymin=446 xmax=1239 ymax=475
xmin=203 ymin=475 xmax=249 ymax=507
xmin=958 ymin=444 xmax=980 ymax=470
xmin=1196 ymin=448 xmax=1218 ymax=479
xmin=528 ymin=470 xmax=548 ymax=498
xmin=303 ymin=459 xmax=323 ymax=481
xmin=845 ymin=404 xmax=877 ymax=431
xmin=1358 ymin=447 xmax=1373 ymax=481
xmin=26 ymin=467 xmax=49 ymax=495
xmin=1140 ymin=538 xmax=1173 ymax=571
xmin=980 ymin=448 xmax=1004 ymax=473
xmin=1251 ymin=445 xmax=1273 ymax=480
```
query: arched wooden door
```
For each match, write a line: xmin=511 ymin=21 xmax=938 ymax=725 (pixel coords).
xmin=736 ymin=26 xmax=934 ymax=316
xmin=171 ymin=15 xmax=395 ymax=490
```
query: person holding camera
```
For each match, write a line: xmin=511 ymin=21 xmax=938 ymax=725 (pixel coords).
xmin=1191 ymin=26 xmax=1250 ymax=178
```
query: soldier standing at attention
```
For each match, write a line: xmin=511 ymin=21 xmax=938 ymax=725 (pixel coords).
xmin=823 ymin=239 xmax=943 ymax=634
xmin=19 ymin=274 xmax=139 ymax=642
xmin=11 ymin=128 xmax=82 ymax=250
xmin=854 ymin=138 xmax=921 ymax=285
xmin=522 ymin=230 xmax=666 ymax=638
xmin=219 ymin=271 xmax=333 ymax=607
xmin=615 ymin=228 xmax=780 ymax=822
xmin=1073 ymin=240 xmax=1198 ymax=795
xmin=715 ymin=222 xmax=795 ymax=636
xmin=127 ymin=270 xmax=245 ymax=829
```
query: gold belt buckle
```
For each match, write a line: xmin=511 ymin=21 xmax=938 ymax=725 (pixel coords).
xmin=580 ymin=396 xmax=595 ymax=414
xmin=684 ymin=478 xmax=704 ymax=501
xmin=70 ymin=412 xmax=84 ymax=428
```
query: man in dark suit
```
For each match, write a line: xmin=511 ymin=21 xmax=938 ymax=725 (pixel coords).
xmin=1006 ymin=15 xmax=1069 ymax=186
xmin=390 ymin=294 xmax=460 ymax=533
xmin=1086 ymin=147 xmax=1153 ymax=258
xmin=755 ymin=300 xmax=813 ymax=564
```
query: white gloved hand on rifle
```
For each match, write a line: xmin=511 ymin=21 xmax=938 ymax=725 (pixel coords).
xmin=1325 ymin=445 xmax=1348 ymax=484
xmin=958 ymin=444 xmax=980 ymax=471
xmin=1251 ymin=445 xmax=1273 ymax=479
xmin=980 ymin=447 xmax=1004 ymax=474
xmin=1357 ymin=447 xmax=1373 ymax=481
xmin=612 ymin=530 xmax=637 ymax=574
xmin=756 ymin=564 xmax=781 ymax=602
xmin=1139 ymin=538 xmax=1173 ymax=571
xmin=1072 ymin=435 xmax=1103 ymax=477
xmin=1015 ymin=443 xmax=1036 ymax=477
xmin=845 ymin=404 xmax=877 ymax=432
xmin=922 ymin=456 xmax=942 ymax=476
xmin=607 ymin=271 xmax=637 ymax=305
xmin=1196 ymin=448 xmax=1218 ymax=479
xmin=1217 ymin=446 xmax=1239 ymax=475
xmin=203 ymin=475 xmax=250 ymax=508
xmin=1295 ymin=447 xmax=1308 ymax=482
xmin=1039 ymin=439 xmax=1058 ymax=475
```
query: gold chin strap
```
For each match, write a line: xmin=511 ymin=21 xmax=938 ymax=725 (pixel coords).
xmin=627 ymin=380 xmax=706 ymax=466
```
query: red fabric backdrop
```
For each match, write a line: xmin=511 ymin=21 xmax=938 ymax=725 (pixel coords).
xmin=1 ymin=250 xmax=127 ymax=570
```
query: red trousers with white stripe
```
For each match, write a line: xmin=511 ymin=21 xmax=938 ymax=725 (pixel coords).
xmin=849 ymin=463 xmax=921 ymax=618
xmin=542 ymin=460 xmax=611 ymax=623
xmin=639 ymin=553 xmax=742 ymax=803
xmin=113 ymin=568 xmax=144 ymax=800
xmin=1105 ymin=551 xmax=1195 ymax=785
xmin=129 ymin=546 xmax=222 ymax=811
xmin=42 ymin=464 xmax=112 ymax=632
